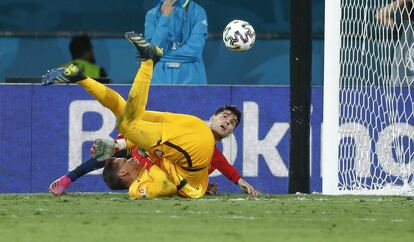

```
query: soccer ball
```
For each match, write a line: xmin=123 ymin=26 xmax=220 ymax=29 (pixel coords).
xmin=222 ymin=20 xmax=256 ymax=51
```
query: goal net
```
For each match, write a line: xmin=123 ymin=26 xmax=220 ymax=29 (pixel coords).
xmin=323 ymin=0 xmax=414 ymax=195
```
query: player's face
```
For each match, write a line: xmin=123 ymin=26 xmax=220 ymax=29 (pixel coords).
xmin=114 ymin=158 xmax=137 ymax=174
xmin=112 ymin=157 xmax=126 ymax=167
xmin=112 ymin=157 xmax=141 ymax=185
xmin=210 ymin=110 xmax=238 ymax=140
xmin=112 ymin=158 xmax=127 ymax=172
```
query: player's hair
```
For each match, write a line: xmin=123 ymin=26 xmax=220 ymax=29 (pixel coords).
xmin=214 ymin=105 xmax=242 ymax=127
xmin=69 ymin=35 xmax=93 ymax=60
xmin=102 ymin=157 xmax=128 ymax=190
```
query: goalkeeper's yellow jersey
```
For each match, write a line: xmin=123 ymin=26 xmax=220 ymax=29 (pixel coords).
xmin=147 ymin=112 xmax=215 ymax=167
xmin=156 ymin=157 xmax=209 ymax=198
xmin=123 ymin=112 xmax=214 ymax=198
xmin=145 ymin=112 xmax=215 ymax=198
xmin=76 ymin=61 xmax=215 ymax=198
xmin=128 ymin=165 xmax=177 ymax=199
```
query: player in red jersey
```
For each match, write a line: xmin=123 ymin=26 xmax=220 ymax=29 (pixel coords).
xmin=49 ymin=133 xmax=260 ymax=197
xmin=46 ymin=32 xmax=259 ymax=197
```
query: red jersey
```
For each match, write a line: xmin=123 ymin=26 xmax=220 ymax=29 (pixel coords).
xmin=208 ymin=147 xmax=241 ymax=184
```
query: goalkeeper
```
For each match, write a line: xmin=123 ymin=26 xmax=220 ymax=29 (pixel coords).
xmin=49 ymin=134 xmax=260 ymax=197
xmin=42 ymin=32 xmax=258 ymax=198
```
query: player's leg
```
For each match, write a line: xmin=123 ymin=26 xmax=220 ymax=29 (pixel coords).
xmin=117 ymin=33 xmax=164 ymax=150
xmin=41 ymin=64 xmax=86 ymax=85
xmin=141 ymin=111 xmax=164 ymax=123
xmin=118 ymin=31 xmax=163 ymax=124
xmin=77 ymin=75 xmax=163 ymax=122
xmin=178 ymin=169 xmax=209 ymax=198
xmin=41 ymin=64 xmax=127 ymax=118
xmin=117 ymin=60 xmax=163 ymax=150
xmin=42 ymin=32 xmax=163 ymax=121
xmin=77 ymin=78 xmax=126 ymax=117
xmin=157 ymin=158 xmax=209 ymax=198
xmin=69 ymin=74 xmax=163 ymax=121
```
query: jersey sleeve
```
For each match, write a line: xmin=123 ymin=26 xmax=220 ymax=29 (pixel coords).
xmin=145 ymin=8 xmax=171 ymax=51
xmin=128 ymin=166 xmax=177 ymax=199
xmin=209 ymin=147 xmax=241 ymax=184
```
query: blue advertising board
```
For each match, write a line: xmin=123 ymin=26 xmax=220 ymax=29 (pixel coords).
xmin=337 ymin=88 xmax=414 ymax=190
xmin=0 ymin=84 xmax=323 ymax=194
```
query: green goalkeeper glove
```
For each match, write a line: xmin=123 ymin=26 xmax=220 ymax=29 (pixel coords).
xmin=91 ymin=135 xmax=128 ymax=161
xmin=91 ymin=139 xmax=116 ymax=161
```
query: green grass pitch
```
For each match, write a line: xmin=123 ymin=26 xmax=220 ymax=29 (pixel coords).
xmin=0 ymin=193 xmax=413 ymax=242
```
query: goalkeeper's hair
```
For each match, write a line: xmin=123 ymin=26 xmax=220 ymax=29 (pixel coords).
xmin=214 ymin=105 xmax=242 ymax=127
xmin=103 ymin=157 xmax=128 ymax=190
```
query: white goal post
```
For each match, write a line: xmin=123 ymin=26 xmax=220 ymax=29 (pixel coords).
xmin=323 ymin=0 xmax=414 ymax=195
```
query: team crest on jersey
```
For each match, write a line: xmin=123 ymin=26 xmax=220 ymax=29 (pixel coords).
xmin=153 ymin=149 xmax=164 ymax=158
xmin=139 ymin=188 xmax=147 ymax=198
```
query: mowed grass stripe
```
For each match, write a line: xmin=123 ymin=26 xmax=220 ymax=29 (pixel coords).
xmin=0 ymin=193 xmax=412 ymax=242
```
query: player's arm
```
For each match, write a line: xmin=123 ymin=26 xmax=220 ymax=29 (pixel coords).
xmin=210 ymin=147 xmax=261 ymax=196
xmin=91 ymin=135 xmax=157 ymax=168
xmin=103 ymin=132 xmax=155 ymax=151
xmin=128 ymin=165 xmax=177 ymax=199
xmin=49 ymin=139 xmax=131 ymax=196
xmin=91 ymin=135 xmax=140 ymax=160
xmin=144 ymin=4 xmax=172 ymax=51
xmin=210 ymin=148 xmax=241 ymax=184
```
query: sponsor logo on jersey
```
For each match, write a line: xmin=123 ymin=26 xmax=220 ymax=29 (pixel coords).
xmin=139 ymin=188 xmax=147 ymax=198
xmin=154 ymin=149 xmax=164 ymax=158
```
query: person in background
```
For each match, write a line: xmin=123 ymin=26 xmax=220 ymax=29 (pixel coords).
xmin=46 ymin=32 xmax=259 ymax=196
xmin=145 ymin=0 xmax=208 ymax=84
xmin=376 ymin=0 xmax=414 ymax=84
xmin=43 ymin=32 xmax=260 ymax=198
xmin=65 ymin=34 xmax=109 ymax=80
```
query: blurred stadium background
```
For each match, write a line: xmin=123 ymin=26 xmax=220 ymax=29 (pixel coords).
xmin=0 ymin=0 xmax=324 ymax=85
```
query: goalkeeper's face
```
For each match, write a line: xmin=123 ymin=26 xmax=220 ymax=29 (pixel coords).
xmin=209 ymin=110 xmax=238 ymax=140
xmin=114 ymin=157 xmax=142 ymax=185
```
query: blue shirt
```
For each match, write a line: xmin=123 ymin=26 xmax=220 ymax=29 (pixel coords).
xmin=145 ymin=0 xmax=208 ymax=84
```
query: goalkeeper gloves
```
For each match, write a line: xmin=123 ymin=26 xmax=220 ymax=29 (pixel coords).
xmin=91 ymin=135 xmax=127 ymax=161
